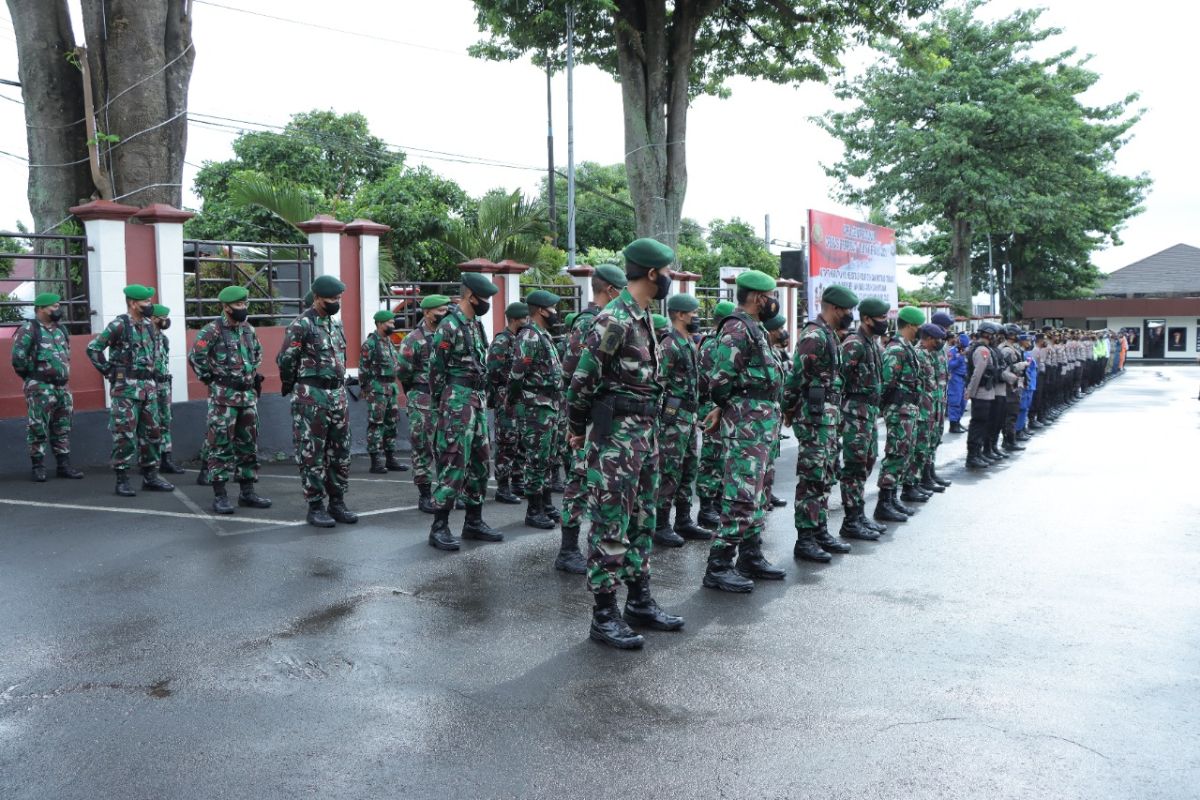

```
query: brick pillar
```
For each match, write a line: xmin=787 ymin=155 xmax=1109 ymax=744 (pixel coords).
xmin=457 ymin=258 xmax=500 ymax=338
xmin=345 ymin=218 xmax=391 ymax=368
xmin=70 ymin=200 xmax=139 ymax=335
xmin=496 ymin=259 xmax=533 ymax=323
xmin=132 ymin=203 xmax=195 ymax=401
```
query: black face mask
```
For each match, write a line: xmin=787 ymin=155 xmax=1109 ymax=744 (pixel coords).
xmin=470 ymin=298 xmax=490 ymax=317
xmin=545 ymin=310 xmax=560 ymax=327
xmin=229 ymin=308 xmax=249 ymax=323
xmin=48 ymin=309 xmax=63 ymax=322
xmin=686 ymin=319 xmax=700 ymax=335
xmin=870 ymin=318 xmax=889 ymax=336
xmin=653 ymin=272 xmax=671 ymax=301
xmin=139 ymin=303 xmax=155 ymax=319
xmin=322 ymin=300 xmax=340 ymax=316
xmin=778 ymin=332 xmax=790 ymax=346
xmin=837 ymin=311 xmax=853 ymax=330
xmin=760 ymin=297 xmax=780 ymax=322
xmin=157 ymin=319 xmax=172 ymax=331
xmin=383 ymin=326 xmax=395 ymax=336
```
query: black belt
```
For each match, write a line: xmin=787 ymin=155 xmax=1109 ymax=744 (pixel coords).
xmin=613 ymin=396 xmax=659 ymax=417
xmin=410 ymin=381 xmax=429 ymax=391
xmin=31 ymin=374 xmax=68 ymax=387
xmin=112 ymin=368 xmax=156 ymax=381
xmin=213 ymin=374 xmax=254 ymax=390
xmin=733 ymin=388 xmax=779 ymax=402
xmin=297 ymin=376 xmax=343 ymax=390
xmin=666 ymin=396 xmax=698 ymax=414
xmin=843 ymin=392 xmax=877 ymax=404
xmin=448 ymin=375 xmax=484 ymax=390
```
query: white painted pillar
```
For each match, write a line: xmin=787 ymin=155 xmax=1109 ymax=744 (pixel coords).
xmin=345 ymin=219 xmax=390 ymax=343
xmin=567 ymin=265 xmax=594 ymax=309
xmin=134 ymin=204 xmax=195 ymax=401
xmin=297 ymin=214 xmax=347 ymax=286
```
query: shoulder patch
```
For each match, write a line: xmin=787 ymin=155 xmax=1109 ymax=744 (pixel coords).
xmin=599 ymin=321 xmax=625 ymax=356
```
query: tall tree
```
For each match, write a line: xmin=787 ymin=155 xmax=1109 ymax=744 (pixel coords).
xmin=471 ymin=0 xmax=936 ymax=250
xmin=539 ymin=161 xmax=636 ymax=252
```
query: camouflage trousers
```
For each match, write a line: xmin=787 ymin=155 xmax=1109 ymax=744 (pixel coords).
xmin=205 ymin=401 xmax=259 ymax=484
xmin=431 ymin=390 xmax=490 ymax=510
xmin=878 ymin=403 xmax=917 ymax=489
xmin=407 ymin=393 xmax=434 ymax=484
xmin=696 ymin=425 xmax=725 ymax=502
xmin=558 ymin=405 xmax=572 ymax=474
xmin=517 ymin=398 xmax=558 ymax=494
xmin=908 ymin=401 xmax=934 ymax=482
xmin=24 ymin=383 xmax=73 ymax=459
xmin=839 ymin=403 xmax=880 ymax=510
xmin=291 ymin=401 xmax=350 ymax=503
xmin=155 ymin=384 xmax=174 ymax=453
xmin=364 ymin=386 xmax=399 ymax=454
xmin=792 ymin=408 xmax=842 ymax=532
xmin=586 ymin=432 xmax=659 ymax=595
xmin=714 ymin=430 xmax=776 ymax=549
xmin=110 ymin=395 xmax=162 ymax=470
xmin=655 ymin=412 xmax=697 ymax=506
xmin=492 ymin=390 xmax=523 ymax=485
xmin=761 ymin=419 xmax=783 ymax=512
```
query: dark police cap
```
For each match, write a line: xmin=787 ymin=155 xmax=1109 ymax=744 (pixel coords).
xmin=461 ymin=272 xmax=499 ymax=298
xmin=978 ymin=321 xmax=1002 ymax=335
xmin=764 ymin=314 xmax=786 ymax=331
xmin=666 ymin=294 xmax=699 ymax=313
xmin=311 ymin=275 xmax=346 ymax=298
xmin=931 ymin=311 xmax=955 ymax=327
xmin=1004 ymin=323 xmax=1023 ymax=337
xmin=525 ymin=289 xmax=561 ymax=308
xmin=919 ymin=323 xmax=946 ymax=340
xmin=593 ymin=263 xmax=628 ymax=289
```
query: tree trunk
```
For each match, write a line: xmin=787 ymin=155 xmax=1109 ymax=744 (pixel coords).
xmin=949 ymin=215 xmax=973 ymax=313
xmin=7 ymin=0 xmax=94 ymax=234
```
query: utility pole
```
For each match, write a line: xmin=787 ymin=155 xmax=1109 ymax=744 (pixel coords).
xmin=566 ymin=2 xmax=577 ymax=270
xmin=764 ymin=214 xmax=771 ymax=248
xmin=546 ymin=59 xmax=556 ymax=246
xmin=987 ymin=233 xmax=995 ymax=317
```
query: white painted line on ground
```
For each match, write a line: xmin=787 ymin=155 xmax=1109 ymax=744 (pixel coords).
xmin=0 ymin=497 xmax=300 ymax=526
xmin=357 ymin=504 xmax=419 ymax=517
xmin=171 ymin=487 xmax=224 ymax=534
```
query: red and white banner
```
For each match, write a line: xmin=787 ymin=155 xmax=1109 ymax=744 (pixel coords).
xmin=807 ymin=210 xmax=898 ymax=319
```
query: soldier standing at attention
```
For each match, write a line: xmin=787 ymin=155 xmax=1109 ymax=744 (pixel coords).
xmin=149 ymin=305 xmax=185 ymax=475
xmin=10 ymin=292 xmax=84 ymax=482
xmin=360 ymin=309 xmax=409 ymax=475
xmin=277 ymin=274 xmax=357 ymax=528
xmin=760 ymin=313 xmax=791 ymax=513
xmin=187 ymin=285 xmax=271 ymax=514
xmin=652 ymin=292 xmax=711 ymax=548
xmin=907 ymin=323 xmax=948 ymax=502
xmin=397 ymin=294 xmax=451 ymax=514
xmin=508 ymin=289 xmax=565 ymax=530
xmin=426 ymin=273 xmax=504 ymax=551
xmin=695 ymin=299 xmax=736 ymax=529
xmin=923 ymin=311 xmax=956 ymax=490
xmin=837 ymin=296 xmax=891 ymax=540
xmin=557 ymin=265 xmax=628 ymax=574
xmin=946 ymin=332 xmax=969 ymax=434
xmin=566 ymin=238 xmax=683 ymax=649
xmin=87 ymin=284 xmax=173 ymax=497
xmin=785 ymin=284 xmax=858 ymax=562
xmin=873 ymin=305 xmax=926 ymax=521
xmin=486 ymin=301 xmax=530 ymax=505
xmin=701 ymin=270 xmax=787 ymax=592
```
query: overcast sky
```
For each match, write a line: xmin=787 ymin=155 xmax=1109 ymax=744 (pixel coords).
xmin=0 ymin=0 xmax=1194 ymax=287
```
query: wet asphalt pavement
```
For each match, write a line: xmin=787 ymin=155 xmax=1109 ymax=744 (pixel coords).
xmin=2 ymin=365 xmax=1198 ymax=800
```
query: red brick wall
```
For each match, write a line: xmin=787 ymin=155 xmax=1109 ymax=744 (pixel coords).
xmin=0 ymin=334 xmax=108 ymax=417
xmin=184 ymin=325 xmax=289 ymax=401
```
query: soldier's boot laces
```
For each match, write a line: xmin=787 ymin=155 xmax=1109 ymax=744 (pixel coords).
xmin=793 ymin=530 xmax=833 ymax=563
xmin=160 ymin=453 xmax=186 ymax=474
xmin=369 ymin=453 xmax=388 ymax=474
xmin=114 ymin=469 xmax=136 ymax=497
xmin=211 ymin=483 xmax=235 ymax=515
xmin=542 ymin=488 xmax=559 ymax=520
xmin=427 ymin=508 xmax=459 ymax=550
xmin=141 ymin=468 xmax=175 ymax=492
xmin=384 ymin=451 xmax=409 ymax=471
xmin=524 ymin=494 xmax=556 ymax=530
xmin=307 ymin=501 xmax=336 ymax=529
xmin=900 ymin=483 xmax=930 ymax=504
xmin=328 ymin=496 xmax=358 ymax=524
xmin=494 ymin=478 xmax=521 ymax=505
xmin=30 ymin=456 xmax=47 ymax=483
xmin=814 ymin=524 xmax=852 ymax=555
xmin=703 ymin=545 xmax=755 ymax=593
xmin=417 ymin=482 xmax=436 ymax=514
xmin=55 ymin=453 xmax=83 ymax=479
xmin=919 ymin=465 xmax=946 ymax=493
xmin=195 ymin=465 xmax=212 ymax=486
xmin=697 ymin=496 xmax=721 ymax=528
xmin=589 ymin=593 xmax=644 ymax=650
xmin=623 ymin=577 xmax=685 ymax=631
xmin=554 ymin=525 xmax=587 ymax=574
xmin=462 ymin=503 xmax=503 ymax=542
xmin=735 ymin=537 xmax=786 ymax=580
xmin=840 ymin=507 xmax=879 ymax=541
xmin=673 ymin=502 xmax=713 ymax=540
xmin=873 ymin=488 xmax=908 ymax=523
xmin=653 ymin=505 xmax=684 ymax=548
xmin=238 ymin=482 xmax=272 ymax=509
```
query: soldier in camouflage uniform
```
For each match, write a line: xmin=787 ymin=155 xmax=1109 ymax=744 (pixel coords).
xmin=486 ymin=302 xmax=530 ymax=505
xmin=695 ymin=299 xmax=736 ymax=528
xmin=87 ymin=284 xmax=174 ymax=497
xmin=784 ymin=284 xmax=858 ymax=562
xmin=10 ymin=292 xmax=84 ymax=482
xmin=566 ymin=238 xmax=683 ymax=649
xmin=557 ymin=264 xmax=627 ymax=575
xmin=360 ymin=309 xmax=409 ymax=474
xmin=904 ymin=323 xmax=950 ymax=506
xmin=836 ymin=297 xmax=891 ymax=540
xmin=188 ymin=284 xmax=271 ymax=515
xmin=873 ymin=305 xmax=926 ymax=522
xmin=277 ymin=274 xmax=357 ymax=528
xmin=700 ymin=270 xmax=787 ymax=593
xmin=149 ymin=305 xmax=185 ymax=475
xmin=922 ymin=311 xmax=956 ymax=491
xmin=508 ymin=289 xmax=565 ymax=530
xmin=426 ymin=273 xmax=504 ymax=551
xmin=397 ymin=294 xmax=451 ymax=513
xmin=760 ymin=313 xmax=791 ymax=513
xmin=652 ymin=293 xmax=712 ymax=548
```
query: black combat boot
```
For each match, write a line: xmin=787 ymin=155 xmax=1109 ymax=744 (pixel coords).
xmin=211 ymin=482 xmax=234 ymax=515
xmin=549 ymin=466 xmax=565 ymax=494
xmin=428 ymin=508 xmax=459 ymax=550
xmin=160 ymin=452 xmax=186 ymax=474
xmin=196 ymin=465 xmax=211 ymax=486
xmin=840 ymin=507 xmax=879 ymax=541
xmin=989 ymin=440 xmax=1010 ymax=459
xmin=1002 ymin=437 xmax=1025 ymax=452
xmin=511 ymin=477 xmax=526 ymax=497
xmin=384 ymin=451 xmax=409 ymax=471
xmin=624 ymin=576 xmax=685 ymax=630
xmin=891 ymin=489 xmax=917 ymax=516
xmin=703 ymin=544 xmax=755 ymax=592
xmin=793 ymin=530 xmax=832 ymax=563
xmin=966 ymin=444 xmax=990 ymax=470
xmin=307 ymin=501 xmax=336 ymax=528
xmin=417 ymin=482 xmax=435 ymax=514
xmin=238 ymin=481 xmax=272 ymax=508
xmin=462 ymin=503 xmax=503 ymax=542
xmin=30 ymin=456 xmax=47 ymax=483
xmin=900 ymin=483 xmax=930 ymax=504
xmin=673 ymin=501 xmax=712 ymax=540
xmin=919 ymin=466 xmax=945 ymax=493
xmin=589 ymin=592 xmax=644 ymax=649
xmin=554 ymin=525 xmax=587 ymax=574
xmin=949 ymin=421 xmax=966 ymax=433
xmin=542 ymin=488 xmax=559 ymax=520
xmin=859 ymin=509 xmax=888 ymax=534
xmin=735 ymin=536 xmax=786 ymax=580
xmin=369 ymin=453 xmax=388 ymax=474
xmin=55 ymin=453 xmax=83 ymax=479
xmin=494 ymin=478 xmax=521 ymax=504
xmin=141 ymin=467 xmax=175 ymax=492
xmin=328 ymin=494 xmax=358 ymax=524
xmin=697 ymin=496 xmax=721 ymax=528
xmin=653 ymin=504 xmax=684 ymax=548
xmin=454 ymin=497 xmax=466 ymax=510
xmin=929 ymin=464 xmax=952 ymax=487
xmin=525 ymin=494 xmax=556 ymax=530
xmin=814 ymin=524 xmax=852 ymax=554
xmin=873 ymin=488 xmax=908 ymax=522
xmin=114 ymin=469 xmax=136 ymax=497
xmin=770 ymin=493 xmax=788 ymax=508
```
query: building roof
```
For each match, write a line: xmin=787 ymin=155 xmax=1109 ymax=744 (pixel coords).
xmin=1096 ymin=243 xmax=1200 ymax=297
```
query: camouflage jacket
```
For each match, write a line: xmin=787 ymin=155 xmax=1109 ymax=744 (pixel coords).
xmin=508 ymin=323 xmax=563 ymax=406
xmin=359 ymin=331 xmax=400 ymax=395
xmin=396 ymin=324 xmax=436 ymax=409
xmin=880 ymin=334 xmax=921 ymax=409
xmin=559 ymin=304 xmax=601 ymax=383
xmin=485 ymin=328 xmax=518 ymax=406
xmin=10 ymin=319 xmax=70 ymax=386
xmin=152 ymin=329 xmax=171 ymax=383
xmin=428 ymin=304 xmax=488 ymax=409
xmin=87 ymin=314 xmax=159 ymax=400
xmin=697 ymin=333 xmax=720 ymax=410
xmin=785 ymin=318 xmax=845 ymax=424
xmin=840 ymin=329 xmax=883 ymax=412
xmin=189 ymin=317 xmax=262 ymax=408
xmin=915 ymin=347 xmax=936 ymax=417
xmin=703 ymin=310 xmax=782 ymax=440
xmin=659 ymin=328 xmax=699 ymax=421
xmin=276 ymin=309 xmax=348 ymax=409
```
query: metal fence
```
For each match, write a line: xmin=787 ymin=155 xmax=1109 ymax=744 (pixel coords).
xmin=182 ymin=240 xmax=314 ymax=328
xmin=694 ymin=285 xmax=733 ymax=329
xmin=381 ymin=281 xmax=463 ymax=334
xmin=0 ymin=232 xmax=91 ymax=335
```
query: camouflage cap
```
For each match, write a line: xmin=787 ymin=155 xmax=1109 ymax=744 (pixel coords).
xmin=666 ymin=293 xmax=699 ymax=313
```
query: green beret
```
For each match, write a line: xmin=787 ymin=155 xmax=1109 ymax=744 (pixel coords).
xmin=822 ymin=284 xmax=859 ymax=309
xmin=713 ymin=300 xmax=736 ymax=320
xmin=123 ymin=284 xmax=154 ymax=301
xmin=303 ymin=291 xmax=314 ymax=306
xmin=667 ymin=294 xmax=699 ymax=313
xmin=624 ymin=238 xmax=675 ymax=270
xmin=461 ymin=272 xmax=499 ymax=298
xmin=151 ymin=304 xmax=170 ymax=317
xmin=857 ymin=297 xmax=890 ymax=317
xmin=218 ymin=285 xmax=249 ymax=304
xmin=651 ymin=313 xmax=669 ymax=330
xmin=593 ymin=263 xmax=628 ymax=289
xmin=33 ymin=292 xmax=60 ymax=307
xmin=735 ymin=270 xmax=776 ymax=292
xmin=311 ymin=275 xmax=346 ymax=298
xmin=420 ymin=294 xmax=451 ymax=310
xmin=373 ymin=310 xmax=397 ymax=324
xmin=505 ymin=301 xmax=530 ymax=319
xmin=525 ymin=289 xmax=561 ymax=308
xmin=764 ymin=314 xmax=786 ymax=331
xmin=897 ymin=306 xmax=926 ymax=326
xmin=563 ymin=312 xmax=577 ymax=327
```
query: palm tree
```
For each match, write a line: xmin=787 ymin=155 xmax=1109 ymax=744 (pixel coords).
xmin=440 ymin=189 xmax=550 ymax=266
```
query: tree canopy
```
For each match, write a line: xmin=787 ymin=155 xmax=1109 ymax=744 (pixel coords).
xmin=539 ymin=161 xmax=636 ymax=253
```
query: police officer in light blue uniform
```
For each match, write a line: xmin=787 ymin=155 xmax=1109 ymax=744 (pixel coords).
xmin=1015 ymin=334 xmax=1038 ymax=438
xmin=946 ymin=332 xmax=969 ymax=433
